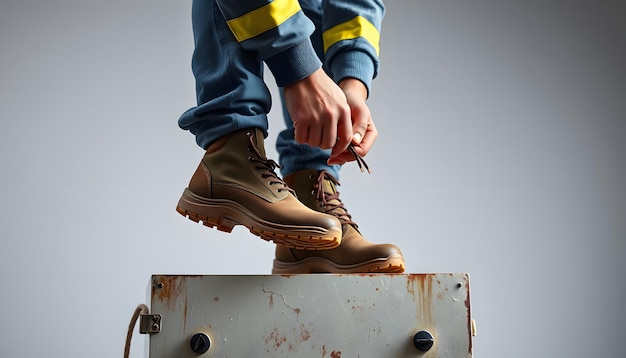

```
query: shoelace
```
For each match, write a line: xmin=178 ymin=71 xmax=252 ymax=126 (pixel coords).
xmin=347 ymin=144 xmax=370 ymax=174
xmin=247 ymin=133 xmax=295 ymax=194
xmin=314 ymin=170 xmax=357 ymax=227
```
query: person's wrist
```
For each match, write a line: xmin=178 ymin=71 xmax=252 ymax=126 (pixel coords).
xmin=338 ymin=78 xmax=368 ymax=100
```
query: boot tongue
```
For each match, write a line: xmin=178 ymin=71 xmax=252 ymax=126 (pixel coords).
xmin=322 ymin=177 xmax=337 ymax=196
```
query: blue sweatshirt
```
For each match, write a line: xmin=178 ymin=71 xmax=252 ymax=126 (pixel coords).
xmin=214 ymin=0 xmax=385 ymax=93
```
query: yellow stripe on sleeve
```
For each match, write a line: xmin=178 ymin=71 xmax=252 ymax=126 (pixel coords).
xmin=226 ymin=0 xmax=302 ymax=42
xmin=323 ymin=16 xmax=381 ymax=55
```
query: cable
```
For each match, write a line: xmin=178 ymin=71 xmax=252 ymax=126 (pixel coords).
xmin=124 ymin=304 xmax=149 ymax=358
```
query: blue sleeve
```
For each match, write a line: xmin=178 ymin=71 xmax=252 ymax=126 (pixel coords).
xmin=322 ymin=0 xmax=385 ymax=95
xmin=215 ymin=0 xmax=322 ymax=87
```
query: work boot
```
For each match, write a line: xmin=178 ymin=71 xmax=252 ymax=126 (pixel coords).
xmin=176 ymin=128 xmax=342 ymax=249
xmin=272 ymin=169 xmax=405 ymax=273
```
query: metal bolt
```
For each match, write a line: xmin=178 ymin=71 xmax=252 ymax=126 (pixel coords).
xmin=413 ymin=330 xmax=434 ymax=352
xmin=190 ymin=333 xmax=211 ymax=354
xmin=156 ymin=282 xmax=164 ymax=289
xmin=151 ymin=323 xmax=159 ymax=331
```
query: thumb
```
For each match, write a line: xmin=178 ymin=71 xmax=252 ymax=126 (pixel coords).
xmin=351 ymin=108 xmax=369 ymax=145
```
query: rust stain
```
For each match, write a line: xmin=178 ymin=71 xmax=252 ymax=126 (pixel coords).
xmin=299 ymin=322 xmax=311 ymax=341
xmin=213 ymin=296 xmax=219 ymax=302
xmin=408 ymin=274 xmax=433 ymax=325
xmin=321 ymin=344 xmax=327 ymax=357
xmin=154 ymin=275 xmax=186 ymax=311
xmin=264 ymin=321 xmax=313 ymax=353
xmin=335 ymin=273 xmax=384 ymax=280
xmin=265 ymin=327 xmax=287 ymax=349
xmin=330 ymin=350 xmax=342 ymax=358
xmin=406 ymin=276 xmax=415 ymax=296
xmin=463 ymin=275 xmax=473 ymax=354
xmin=269 ymin=292 xmax=274 ymax=310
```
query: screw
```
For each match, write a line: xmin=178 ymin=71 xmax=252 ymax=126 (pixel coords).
xmin=156 ymin=282 xmax=164 ymax=289
xmin=413 ymin=330 xmax=434 ymax=352
xmin=190 ymin=333 xmax=211 ymax=354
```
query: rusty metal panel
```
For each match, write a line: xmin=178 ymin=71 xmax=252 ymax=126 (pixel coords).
xmin=148 ymin=274 xmax=472 ymax=357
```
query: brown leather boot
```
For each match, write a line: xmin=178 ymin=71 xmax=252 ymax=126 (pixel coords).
xmin=272 ymin=169 xmax=405 ymax=273
xmin=176 ymin=128 xmax=342 ymax=249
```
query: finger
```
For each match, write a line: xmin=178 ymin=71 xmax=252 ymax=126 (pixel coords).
xmin=355 ymin=119 xmax=378 ymax=155
xmin=331 ymin=107 xmax=352 ymax=157
xmin=351 ymin=107 xmax=370 ymax=145
xmin=308 ymin=120 xmax=325 ymax=148
xmin=293 ymin=122 xmax=309 ymax=144
xmin=319 ymin=113 xmax=338 ymax=149
xmin=328 ymin=152 xmax=349 ymax=165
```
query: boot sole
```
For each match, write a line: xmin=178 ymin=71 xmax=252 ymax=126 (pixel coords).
xmin=177 ymin=189 xmax=341 ymax=250
xmin=271 ymin=253 xmax=405 ymax=274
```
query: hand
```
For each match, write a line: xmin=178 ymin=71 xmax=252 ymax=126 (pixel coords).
xmin=328 ymin=78 xmax=379 ymax=166
xmin=283 ymin=69 xmax=353 ymax=158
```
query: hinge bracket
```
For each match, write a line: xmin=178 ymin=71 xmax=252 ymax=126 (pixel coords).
xmin=139 ymin=314 xmax=162 ymax=334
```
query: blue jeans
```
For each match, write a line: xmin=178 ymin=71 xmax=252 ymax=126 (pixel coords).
xmin=178 ymin=0 xmax=341 ymax=179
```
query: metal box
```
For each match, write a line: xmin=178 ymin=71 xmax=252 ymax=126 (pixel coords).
xmin=146 ymin=274 xmax=473 ymax=357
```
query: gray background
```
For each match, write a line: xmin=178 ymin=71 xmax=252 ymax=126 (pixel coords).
xmin=1 ymin=0 xmax=624 ymax=357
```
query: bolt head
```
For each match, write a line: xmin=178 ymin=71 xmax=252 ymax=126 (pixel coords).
xmin=413 ymin=330 xmax=434 ymax=352
xmin=190 ymin=333 xmax=211 ymax=354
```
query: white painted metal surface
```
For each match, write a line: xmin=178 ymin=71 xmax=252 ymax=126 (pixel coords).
xmin=147 ymin=274 xmax=472 ymax=357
